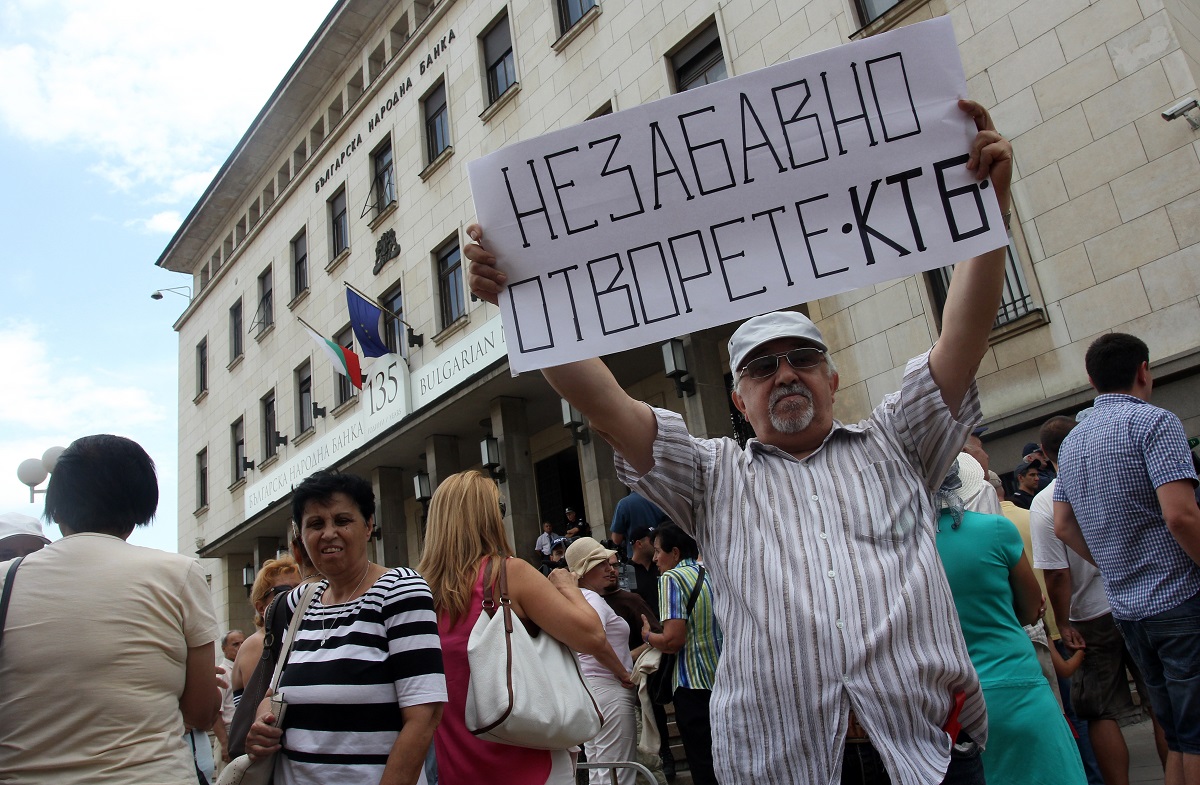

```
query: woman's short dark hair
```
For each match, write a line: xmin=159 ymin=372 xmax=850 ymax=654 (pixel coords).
xmin=44 ymin=434 xmax=158 ymax=536
xmin=654 ymin=522 xmax=698 ymax=560
xmin=290 ymin=470 xmax=375 ymax=525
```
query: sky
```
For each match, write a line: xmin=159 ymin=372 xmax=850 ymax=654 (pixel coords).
xmin=0 ymin=0 xmax=335 ymax=552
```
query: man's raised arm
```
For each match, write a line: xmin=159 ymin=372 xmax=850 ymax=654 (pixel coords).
xmin=465 ymin=226 xmax=657 ymax=475
xmin=927 ymin=100 xmax=1014 ymax=417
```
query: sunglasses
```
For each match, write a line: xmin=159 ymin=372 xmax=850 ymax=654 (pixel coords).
xmin=740 ymin=347 xmax=825 ymax=379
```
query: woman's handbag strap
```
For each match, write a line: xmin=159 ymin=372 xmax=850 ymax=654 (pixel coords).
xmin=0 ymin=557 xmax=24 ymax=649
xmin=268 ymin=583 xmax=319 ymax=692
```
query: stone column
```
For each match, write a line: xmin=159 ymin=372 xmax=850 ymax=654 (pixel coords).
xmin=224 ymin=554 xmax=256 ymax=633
xmin=577 ymin=433 xmax=625 ymax=540
xmin=254 ymin=536 xmax=283 ymax=570
xmin=372 ymin=466 xmax=409 ymax=568
xmin=424 ymin=434 xmax=461 ymax=489
xmin=679 ymin=328 xmax=734 ymax=439
xmin=488 ymin=396 xmax=540 ymax=564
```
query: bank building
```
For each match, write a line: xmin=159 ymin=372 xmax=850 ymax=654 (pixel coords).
xmin=158 ymin=0 xmax=1200 ymax=629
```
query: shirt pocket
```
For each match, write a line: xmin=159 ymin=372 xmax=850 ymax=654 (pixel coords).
xmin=855 ymin=459 xmax=922 ymax=544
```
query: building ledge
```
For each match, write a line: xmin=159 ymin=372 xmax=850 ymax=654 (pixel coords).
xmin=193 ymin=504 xmax=209 ymax=518
xmin=432 ymin=314 xmax=470 ymax=345
xmin=420 ymin=146 xmax=455 ymax=182
xmin=288 ymin=288 xmax=311 ymax=311
xmin=193 ymin=389 xmax=209 ymax=405
xmin=227 ymin=354 xmax=245 ymax=372
xmin=254 ymin=323 xmax=276 ymax=344
xmin=228 ymin=476 xmax=247 ymax=492
xmin=480 ymin=83 xmax=520 ymax=122
xmin=293 ymin=426 xmax=317 ymax=447
xmin=259 ymin=454 xmax=280 ymax=471
xmin=368 ymin=201 xmax=398 ymax=232
xmin=552 ymin=4 xmax=601 ymax=53
xmin=332 ymin=395 xmax=359 ymax=418
xmin=988 ymin=309 xmax=1047 ymax=346
xmin=326 ymin=247 xmax=351 ymax=274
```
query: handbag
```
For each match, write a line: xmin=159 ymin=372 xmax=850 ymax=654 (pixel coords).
xmin=228 ymin=591 xmax=291 ymax=757
xmin=216 ymin=583 xmax=318 ymax=785
xmin=465 ymin=557 xmax=604 ymax=750
xmin=646 ymin=565 xmax=705 ymax=706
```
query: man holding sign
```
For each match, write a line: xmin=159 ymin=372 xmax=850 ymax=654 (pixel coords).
xmin=467 ymin=91 xmax=1011 ymax=784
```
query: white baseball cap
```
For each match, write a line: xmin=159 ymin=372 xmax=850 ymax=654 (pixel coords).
xmin=0 ymin=513 xmax=50 ymax=547
xmin=727 ymin=310 xmax=827 ymax=376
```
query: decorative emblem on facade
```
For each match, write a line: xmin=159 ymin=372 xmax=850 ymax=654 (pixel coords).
xmin=373 ymin=229 xmax=401 ymax=275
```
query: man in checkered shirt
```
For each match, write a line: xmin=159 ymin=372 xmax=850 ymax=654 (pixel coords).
xmin=1054 ymin=332 xmax=1200 ymax=784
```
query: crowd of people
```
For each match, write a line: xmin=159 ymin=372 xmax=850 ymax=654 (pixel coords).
xmin=2 ymin=98 xmax=1197 ymax=785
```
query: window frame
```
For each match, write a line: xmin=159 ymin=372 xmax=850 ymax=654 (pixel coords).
xmin=330 ymin=187 xmax=350 ymax=257
xmin=482 ymin=13 xmax=516 ymax=106
xmin=262 ymin=389 xmax=278 ymax=461
xmin=374 ymin=138 xmax=396 ymax=211
xmin=292 ymin=229 xmax=308 ymax=300
xmin=423 ymin=80 xmax=450 ymax=164
xmin=195 ymin=336 xmax=208 ymax=398
xmin=296 ymin=361 xmax=314 ymax=435
xmin=229 ymin=299 xmax=244 ymax=363
xmin=672 ymin=23 xmax=728 ymax=92
xmin=231 ymin=417 xmax=246 ymax=483
xmin=557 ymin=0 xmax=596 ymax=35
xmin=853 ymin=0 xmax=902 ymax=27
xmin=334 ymin=325 xmax=357 ymax=406
xmin=382 ymin=285 xmax=406 ymax=354
xmin=254 ymin=266 xmax=274 ymax=337
xmin=436 ymin=238 xmax=465 ymax=330
xmin=926 ymin=228 xmax=1040 ymax=333
xmin=196 ymin=448 xmax=209 ymax=511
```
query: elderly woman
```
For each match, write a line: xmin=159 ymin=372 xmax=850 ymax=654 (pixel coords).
xmin=418 ymin=471 xmax=626 ymax=785
xmin=246 ymin=470 xmax=446 ymax=785
xmin=935 ymin=456 xmax=1085 ymax=785
xmin=0 ymin=434 xmax=220 ymax=784
xmin=639 ymin=523 xmax=721 ymax=785
xmin=565 ymin=538 xmax=638 ymax=785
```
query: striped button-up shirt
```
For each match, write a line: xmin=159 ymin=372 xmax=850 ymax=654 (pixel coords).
xmin=1053 ymin=393 xmax=1200 ymax=620
xmin=615 ymin=351 xmax=985 ymax=785
xmin=660 ymin=559 xmax=721 ymax=690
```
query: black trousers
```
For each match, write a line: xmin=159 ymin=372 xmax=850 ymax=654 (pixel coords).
xmin=841 ymin=735 xmax=985 ymax=785
xmin=672 ymin=687 xmax=719 ymax=785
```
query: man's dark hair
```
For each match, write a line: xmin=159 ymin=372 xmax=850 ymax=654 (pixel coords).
xmin=1039 ymin=416 xmax=1078 ymax=464
xmin=1085 ymin=333 xmax=1149 ymax=393
xmin=654 ymin=522 xmax=699 ymax=560
xmin=291 ymin=470 xmax=375 ymax=525
xmin=44 ymin=434 xmax=158 ymax=537
xmin=628 ymin=524 xmax=656 ymax=543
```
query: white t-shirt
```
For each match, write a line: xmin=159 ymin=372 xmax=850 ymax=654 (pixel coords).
xmin=578 ymin=588 xmax=633 ymax=682
xmin=0 ymin=532 xmax=218 ymax=784
xmin=218 ymin=656 xmax=237 ymax=727
xmin=1028 ymin=480 xmax=1110 ymax=622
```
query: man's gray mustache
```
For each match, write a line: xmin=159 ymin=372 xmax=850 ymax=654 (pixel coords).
xmin=769 ymin=384 xmax=814 ymax=408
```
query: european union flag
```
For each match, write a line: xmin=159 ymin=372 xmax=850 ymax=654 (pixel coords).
xmin=346 ymin=288 xmax=391 ymax=358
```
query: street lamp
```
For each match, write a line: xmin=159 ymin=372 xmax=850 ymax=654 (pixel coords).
xmin=150 ymin=286 xmax=193 ymax=302
xmin=16 ymin=446 xmax=67 ymax=503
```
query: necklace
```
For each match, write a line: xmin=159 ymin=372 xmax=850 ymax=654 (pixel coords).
xmin=320 ymin=561 xmax=373 ymax=645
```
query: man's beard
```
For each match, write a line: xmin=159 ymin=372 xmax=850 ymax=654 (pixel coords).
xmin=768 ymin=383 xmax=815 ymax=433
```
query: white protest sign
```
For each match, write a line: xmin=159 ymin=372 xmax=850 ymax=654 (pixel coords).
xmin=468 ymin=16 xmax=1006 ymax=374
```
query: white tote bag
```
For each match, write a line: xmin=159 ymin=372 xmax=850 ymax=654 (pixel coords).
xmin=465 ymin=557 xmax=604 ymax=750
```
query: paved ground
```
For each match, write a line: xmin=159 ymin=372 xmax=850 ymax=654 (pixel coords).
xmin=1128 ymin=717 xmax=1165 ymax=785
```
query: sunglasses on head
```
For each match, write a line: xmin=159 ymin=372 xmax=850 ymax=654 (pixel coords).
xmin=740 ymin=347 xmax=825 ymax=379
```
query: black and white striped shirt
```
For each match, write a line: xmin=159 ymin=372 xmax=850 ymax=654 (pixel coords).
xmin=276 ymin=568 xmax=446 ymax=785
xmin=616 ymin=351 xmax=986 ymax=785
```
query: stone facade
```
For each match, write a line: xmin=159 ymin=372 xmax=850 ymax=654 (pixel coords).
xmin=160 ymin=0 xmax=1200 ymax=629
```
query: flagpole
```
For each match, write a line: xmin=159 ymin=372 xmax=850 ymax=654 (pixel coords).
xmin=343 ymin=281 xmax=417 ymax=329
xmin=295 ymin=315 xmax=324 ymax=336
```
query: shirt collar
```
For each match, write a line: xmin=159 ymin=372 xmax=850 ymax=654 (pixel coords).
xmin=745 ymin=418 xmax=860 ymax=463
xmin=1094 ymin=393 xmax=1146 ymax=407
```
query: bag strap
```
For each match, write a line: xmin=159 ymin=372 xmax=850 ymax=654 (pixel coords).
xmin=260 ymin=591 xmax=289 ymax=664
xmin=268 ymin=583 xmax=319 ymax=693
xmin=683 ymin=565 xmax=706 ymax=617
xmin=0 ymin=557 xmax=24 ymax=649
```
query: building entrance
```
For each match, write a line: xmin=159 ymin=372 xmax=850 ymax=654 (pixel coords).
xmin=534 ymin=448 xmax=585 ymax=537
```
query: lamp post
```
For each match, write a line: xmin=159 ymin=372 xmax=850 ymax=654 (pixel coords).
xmin=150 ymin=286 xmax=193 ymax=302
xmin=16 ymin=446 xmax=67 ymax=503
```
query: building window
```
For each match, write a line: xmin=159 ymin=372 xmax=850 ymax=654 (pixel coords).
xmin=195 ymin=337 xmax=208 ymax=397
xmin=424 ymin=81 xmax=450 ymax=164
xmin=292 ymin=229 xmax=308 ymax=299
xmin=196 ymin=448 xmax=208 ymax=510
xmin=672 ymin=24 xmax=727 ymax=92
xmin=558 ymin=0 xmax=596 ymax=34
xmin=928 ymin=235 xmax=1035 ymax=329
xmin=382 ymin=286 xmax=405 ymax=353
xmin=296 ymin=362 xmax=313 ymax=434
xmin=262 ymin=389 xmax=279 ymax=460
xmin=437 ymin=239 xmax=465 ymax=329
xmin=334 ymin=325 xmax=357 ymax=406
xmin=252 ymin=266 xmax=273 ymax=337
xmin=231 ymin=417 xmax=246 ymax=483
xmin=854 ymin=0 xmax=901 ymax=25
xmin=483 ymin=14 xmax=516 ymax=105
xmin=330 ymin=188 xmax=349 ymax=256
xmin=373 ymin=139 xmax=396 ymax=212
xmin=229 ymin=299 xmax=243 ymax=363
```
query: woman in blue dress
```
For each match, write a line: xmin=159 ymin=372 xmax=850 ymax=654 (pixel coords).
xmin=935 ymin=454 xmax=1085 ymax=785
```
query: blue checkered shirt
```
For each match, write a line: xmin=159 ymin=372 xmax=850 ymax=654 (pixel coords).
xmin=1054 ymin=394 xmax=1200 ymax=620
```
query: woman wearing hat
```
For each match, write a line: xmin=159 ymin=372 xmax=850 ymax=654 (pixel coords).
xmin=0 ymin=512 xmax=51 ymax=561
xmin=565 ymin=538 xmax=637 ymax=785
xmin=935 ymin=454 xmax=1084 ymax=785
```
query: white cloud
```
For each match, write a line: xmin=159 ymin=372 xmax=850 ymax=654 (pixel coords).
xmin=126 ymin=210 xmax=182 ymax=234
xmin=0 ymin=0 xmax=332 ymax=204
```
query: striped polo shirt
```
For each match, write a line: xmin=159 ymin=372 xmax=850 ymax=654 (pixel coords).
xmin=616 ymin=350 xmax=985 ymax=785
xmin=659 ymin=559 xmax=721 ymax=690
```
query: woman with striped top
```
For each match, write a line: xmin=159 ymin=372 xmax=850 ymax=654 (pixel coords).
xmin=245 ymin=471 xmax=447 ymax=785
xmin=640 ymin=523 xmax=722 ymax=785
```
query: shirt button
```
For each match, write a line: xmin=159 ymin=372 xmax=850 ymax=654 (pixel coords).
xmin=827 ymin=570 xmax=836 ymax=578
xmin=842 ymin=675 xmax=850 ymax=684
xmin=819 ymin=532 xmax=828 ymax=540
xmin=836 ymin=620 xmax=844 ymax=629
xmin=811 ymin=494 xmax=819 ymax=501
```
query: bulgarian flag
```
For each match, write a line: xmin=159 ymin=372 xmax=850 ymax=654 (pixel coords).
xmin=303 ymin=323 xmax=363 ymax=389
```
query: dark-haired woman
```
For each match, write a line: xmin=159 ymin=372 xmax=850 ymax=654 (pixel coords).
xmin=245 ymin=470 xmax=446 ymax=785
xmin=639 ymin=523 xmax=721 ymax=785
xmin=0 ymin=434 xmax=221 ymax=784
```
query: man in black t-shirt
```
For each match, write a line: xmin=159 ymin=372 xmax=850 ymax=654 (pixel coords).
xmin=628 ymin=524 xmax=660 ymax=610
